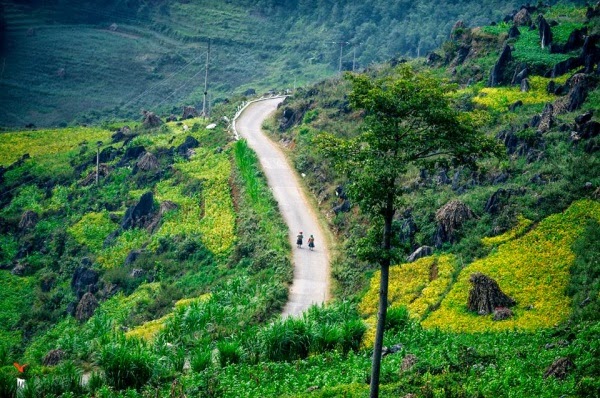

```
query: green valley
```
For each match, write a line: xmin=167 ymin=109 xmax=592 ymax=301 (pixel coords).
xmin=0 ymin=1 xmax=599 ymax=397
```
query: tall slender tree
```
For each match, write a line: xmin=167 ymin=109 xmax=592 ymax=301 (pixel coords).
xmin=316 ymin=65 xmax=501 ymax=397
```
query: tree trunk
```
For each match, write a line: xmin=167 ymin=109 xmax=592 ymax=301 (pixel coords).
xmin=370 ymin=193 xmax=394 ymax=398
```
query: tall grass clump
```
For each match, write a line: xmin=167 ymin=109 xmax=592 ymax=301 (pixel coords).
xmin=259 ymin=317 xmax=311 ymax=361
xmin=98 ymin=335 xmax=155 ymax=390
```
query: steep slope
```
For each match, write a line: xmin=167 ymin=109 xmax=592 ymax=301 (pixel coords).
xmin=0 ymin=0 xmax=563 ymax=127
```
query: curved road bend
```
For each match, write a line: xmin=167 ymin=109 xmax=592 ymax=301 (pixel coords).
xmin=235 ymin=98 xmax=331 ymax=317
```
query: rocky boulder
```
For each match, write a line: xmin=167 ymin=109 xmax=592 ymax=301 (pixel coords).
xmin=434 ymin=200 xmax=475 ymax=247
xmin=467 ymin=273 xmax=515 ymax=315
xmin=142 ymin=110 xmax=162 ymax=128
xmin=544 ymin=357 xmax=574 ymax=379
xmin=488 ymin=45 xmax=512 ymax=87
xmin=484 ymin=188 xmax=512 ymax=215
xmin=538 ymin=15 xmax=553 ymax=49
xmin=136 ymin=152 xmax=160 ymax=172
xmin=43 ymin=349 xmax=65 ymax=366
xmin=406 ymin=246 xmax=433 ymax=263
xmin=176 ymin=135 xmax=200 ymax=157
xmin=513 ymin=8 xmax=532 ymax=26
xmin=146 ymin=200 xmax=178 ymax=233
xmin=508 ymin=25 xmax=520 ymax=39
xmin=75 ymin=292 xmax=99 ymax=322
xmin=400 ymin=354 xmax=418 ymax=372
xmin=121 ymin=191 xmax=155 ymax=230
xmin=71 ymin=266 xmax=99 ymax=299
xmin=537 ymin=103 xmax=554 ymax=133
xmin=492 ymin=307 xmax=514 ymax=321
xmin=19 ymin=210 xmax=38 ymax=231
xmin=182 ymin=106 xmax=199 ymax=119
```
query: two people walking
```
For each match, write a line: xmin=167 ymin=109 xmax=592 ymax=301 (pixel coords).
xmin=296 ymin=232 xmax=315 ymax=250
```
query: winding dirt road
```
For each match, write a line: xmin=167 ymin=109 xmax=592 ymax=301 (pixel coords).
xmin=235 ymin=98 xmax=330 ymax=317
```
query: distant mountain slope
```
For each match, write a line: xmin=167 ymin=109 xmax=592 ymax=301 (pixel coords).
xmin=0 ymin=0 xmax=578 ymax=127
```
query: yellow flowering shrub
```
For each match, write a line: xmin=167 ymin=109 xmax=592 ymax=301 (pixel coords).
xmin=422 ymin=199 xmax=600 ymax=332
xmin=68 ymin=212 xmax=117 ymax=252
xmin=154 ymin=148 xmax=235 ymax=256
xmin=473 ymin=75 xmax=570 ymax=111
xmin=360 ymin=255 xmax=456 ymax=347
xmin=481 ymin=215 xmax=533 ymax=247
xmin=126 ymin=293 xmax=211 ymax=340
xmin=97 ymin=229 xmax=149 ymax=269
xmin=0 ymin=127 xmax=112 ymax=166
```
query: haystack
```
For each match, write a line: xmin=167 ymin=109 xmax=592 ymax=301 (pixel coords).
xmin=467 ymin=273 xmax=515 ymax=315
xmin=435 ymin=200 xmax=475 ymax=237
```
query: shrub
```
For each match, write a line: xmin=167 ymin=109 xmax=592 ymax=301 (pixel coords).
xmin=259 ymin=317 xmax=310 ymax=361
xmin=191 ymin=349 xmax=212 ymax=372
xmin=385 ymin=306 xmax=410 ymax=331
xmin=217 ymin=339 xmax=242 ymax=367
xmin=98 ymin=336 xmax=155 ymax=390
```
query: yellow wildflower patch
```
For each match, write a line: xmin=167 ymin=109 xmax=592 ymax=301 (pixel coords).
xmin=0 ymin=127 xmax=112 ymax=166
xmin=481 ymin=215 xmax=533 ymax=247
xmin=473 ymin=75 xmax=570 ymax=111
xmin=126 ymin=293 xmax=211 ymax=341
xmin=165 ymin=148 xmax=235 ymax=255
xmin=422 ymin=199 xmax=600 ymax=332
xmin=360 ymin=255 xmax=456 ymax=347
xmin=68 ymin=212 xmax=117 ymax=252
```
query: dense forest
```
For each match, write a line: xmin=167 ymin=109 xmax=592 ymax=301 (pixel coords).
xmin=0 ymin=0 xmax=583 ymax=127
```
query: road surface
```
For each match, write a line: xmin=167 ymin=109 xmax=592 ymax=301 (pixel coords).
xmin=235 ymin=97 xmax=330 ymax=317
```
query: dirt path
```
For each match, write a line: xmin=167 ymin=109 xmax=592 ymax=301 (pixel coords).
xmin=235 ymin=98 xmax=330 ymax=317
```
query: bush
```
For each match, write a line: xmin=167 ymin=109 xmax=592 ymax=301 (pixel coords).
xmin=98 ymin=336 xmax=155 ymax=390
xmin=191 ymin=349 xmax=212 ymax=372
xmin=385 ymin=306 xmax=410 ymax=331
xmin=259 ymin=317 xmax=310 ymax=361
xmin=217 ymin=339 xmax=242 ymax=367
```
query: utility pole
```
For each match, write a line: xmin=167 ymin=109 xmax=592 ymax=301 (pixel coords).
xmin=96 ymin=141 xmax=103 ymax=185
xmin=329 ymin=41 xmax=349 ymax=74
xmin=202 ymin=39 xmax=211 ymax=118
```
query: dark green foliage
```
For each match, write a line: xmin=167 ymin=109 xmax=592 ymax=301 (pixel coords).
xmin=217 ymin=339 xmax=242 ymax=367
xmin=568 ymin=220 xmax=600 ymax=321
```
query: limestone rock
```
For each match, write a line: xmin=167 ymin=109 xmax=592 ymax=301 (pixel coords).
xmin=75 ymin=292 xmax=99 ymax=322
xmin=400 ymin=354 xmax=418 ymax=372
xmin=136 ymin=152 xmax=160 ymax=171
xmin=513 ymin=8 xmax=532 ymax=26
xmin=176 ymin=135 xmax=200 ymax=157
xmin=544 ymin=357 xmax=574 ymax=379
xmin=406 ymin=246 xmax=433 ymax=263
xmin=538 ymin=15 xmax=553 ymax=49
xmin=43 ymin=349 xmax=65 ymax=366
xmin=488 ymin=45 xmax=512 ymax=87
xmin=492 ymin=307 xmax=514 ymax=321
xmin=434 ymin=200 xmax=475 ymax=246
xmin=508 ymin=25 xmax=520 ymax=39
xmin=142 ymin=110 xmax=162 ymax=128
xmin=121 ymin=191 xmax=155 ymax=230
xmin=19 ymin=210 xmax=38 ymax=231
xmin=71 ymin=266 xmax=99 ymax=299
xmin=182 ymin=106 xmax=199 ymax=119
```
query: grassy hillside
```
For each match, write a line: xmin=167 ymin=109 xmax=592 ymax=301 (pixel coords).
xmin=0 ymin=2 xmax=599 ymax=397
xmin=0 ymin=0 xmax=572 ymax=128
